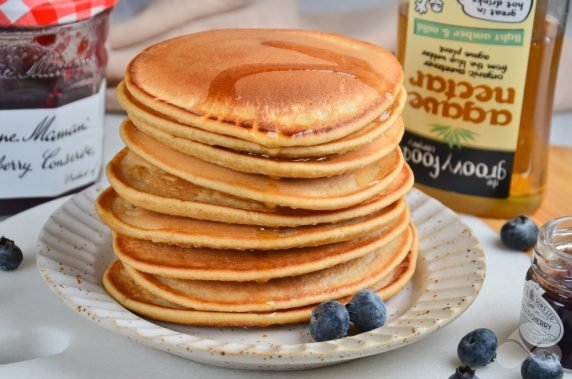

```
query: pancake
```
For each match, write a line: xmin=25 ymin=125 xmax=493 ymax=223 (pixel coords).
xmin=123 ymin=117 xmax=404 ymax=178
xmin=108 ymin=149 xmax=268 ymax=212
xmin=111 ymin=213 xmax=409 ymax=281
xmin=122 ymin=226 xmax=413 ymax=312
xmin=107 ymin=149 xmax=414 ymax=227
xmin=117 ymin=81 xmax=407 ymax=158
xmin=120 ymin=122 xmax=406 ymax=210
xmin=96 ymin=188 xmax=408 ymax=250
xmin=102 ymin=244 xmax=417 ymax=327
xmin=124 ymin=29 xmax=403 ymax=147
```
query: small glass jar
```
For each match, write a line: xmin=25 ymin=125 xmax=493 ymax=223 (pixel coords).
xmin=0 ymin=0 xmax=116 ymax=217
xmin=519 ymin=217 xmax=572 ymax=369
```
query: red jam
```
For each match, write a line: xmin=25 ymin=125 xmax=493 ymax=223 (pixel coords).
xmin=0 ymin=11 xmax=110 ymax=216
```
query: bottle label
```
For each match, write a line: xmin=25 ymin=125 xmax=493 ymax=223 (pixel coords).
xmin=401 ymin=0 xmax=537 ymax=198
xmin=519 ymin=280 xmax=564 ymax=347
xmin=0 ymin=84 xmax=105 ymax=199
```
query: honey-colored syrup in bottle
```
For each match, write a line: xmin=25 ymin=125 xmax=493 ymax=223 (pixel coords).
xmin=397 ymin=0 xmax=568 ymax=218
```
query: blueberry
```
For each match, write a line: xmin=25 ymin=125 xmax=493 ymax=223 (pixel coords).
xmin=457 ymin=328 xmax=497 ymax=368
xmin=521 ymin=351 xmax=563 ymax=379
xmin=449 ymin=366 xmax=478 ymax=379
xmin=0 ymin=236 xmax=23 ymax=271
xmin=346 ymin=289 xmax=387 ymax=332
xmin=500 ymin=215 xmax=538 ymax=251
xmin=309 ymin=301 xmax=350 ymax=341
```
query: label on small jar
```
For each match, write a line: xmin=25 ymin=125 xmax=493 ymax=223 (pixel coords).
xmin=0 ymin=85 xmax=105 ymax=199
xmin=519 ymin=280 xmax=564 ymax=347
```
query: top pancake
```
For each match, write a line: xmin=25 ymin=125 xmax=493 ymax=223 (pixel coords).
xmin=117 ymin=82 xmax=407 ymax=158
xmin=124 ymin=29 xmax=403 ymax=147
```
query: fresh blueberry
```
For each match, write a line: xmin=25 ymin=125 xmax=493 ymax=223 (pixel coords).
xmin=449 ymin=366 xmax=478 ymax=379
xmin=0 ymin=236 xmax=23 ymax=271
xmin=309 ymin=301 xmax=350 ymax=341
xmin=500 ymin=215 xmax=538 ymax=251
xmin=521 ymin=351 xmax=563 ymax=379
xmin=346 ymin=289 xmax=387 ymax=332
xmin=457 ymin=328 xmax=497 ymax=368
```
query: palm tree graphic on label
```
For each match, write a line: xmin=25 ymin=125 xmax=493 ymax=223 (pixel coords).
xmin=430 ymin=124 xmax=479 ymax=149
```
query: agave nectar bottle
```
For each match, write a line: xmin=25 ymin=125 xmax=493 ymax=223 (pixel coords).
xmin=397 ymin=0 xmax=569 ymax=218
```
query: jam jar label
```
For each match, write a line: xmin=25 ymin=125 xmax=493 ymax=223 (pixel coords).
xmin=520 ymin=280 xmax=564 ymax=347
xmin=0 ymin=85 xmax=105 ymax=199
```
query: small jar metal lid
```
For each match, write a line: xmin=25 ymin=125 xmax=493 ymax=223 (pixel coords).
xmin=532 ymin=216 xmax=572 ymax=292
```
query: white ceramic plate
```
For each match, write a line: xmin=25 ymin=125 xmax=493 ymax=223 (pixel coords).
xmin=36 ymin=185 xmax=485 ymax=370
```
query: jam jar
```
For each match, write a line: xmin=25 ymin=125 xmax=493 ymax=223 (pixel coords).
xmin=0 ymin=0 xmax=117 ymax=217
xmin=519 ymin=216 xmax=572 ymax=369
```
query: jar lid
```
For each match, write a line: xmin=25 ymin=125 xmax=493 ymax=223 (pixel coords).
xmin=0 ymin=0 xmax=117 ymax=27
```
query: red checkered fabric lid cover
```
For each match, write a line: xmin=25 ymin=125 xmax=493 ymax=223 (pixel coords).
xmin=0 ymin=0 xmax=117 ymax=27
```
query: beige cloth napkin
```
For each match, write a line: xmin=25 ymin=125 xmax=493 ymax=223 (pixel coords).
xmin=109 ymin=0 xmax=251 ymax=50
xmin=107 ymin=0 xmax=572 ymax=112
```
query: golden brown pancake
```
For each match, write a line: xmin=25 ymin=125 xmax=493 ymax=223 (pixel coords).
xmin=102 ymin=243 xmax=416 ymax=327
xmin=120 ymin=122 xmax=406 ymax=210
xmin=124 ymin=29 xmax=403 ymax=147
xmin=106 ymin=149 xmax=414 ymax=227
xmin=111 ymin=213 xmax=409 ymax=281
xmin=117 ymin=82 xmax=407 ymax=158
xmin=123 ymin=117 xmax=404 ymax=178
xmin=96 ymin=188 xmax=407 ymax=250
xmin=121 ymin=226 xmax=413 ymax=312
xmin=108 ymin=149 xmax=267 ymax=212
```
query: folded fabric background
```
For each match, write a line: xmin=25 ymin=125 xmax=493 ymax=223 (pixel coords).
xmin=106 ymin=0 xmax=572 ymax=113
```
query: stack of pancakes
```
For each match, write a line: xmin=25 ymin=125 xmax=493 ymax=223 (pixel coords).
xmin=97 ymin=29 xmax=417 ymax=327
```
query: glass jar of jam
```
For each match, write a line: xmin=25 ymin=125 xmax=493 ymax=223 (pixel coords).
xmin=0 ymin=0 xmax=117 ymax=217
xmin=520 ymin=216 xmax=572 ymax=369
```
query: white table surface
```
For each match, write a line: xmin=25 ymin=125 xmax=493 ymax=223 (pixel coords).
xmin=0 ymin=112 xmax=571 ymax=379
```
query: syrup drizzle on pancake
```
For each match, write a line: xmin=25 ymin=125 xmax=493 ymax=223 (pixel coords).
xmin=207 ymin=40 xmax=388 ymax=101
xmin=204 ymin=40 xmax=395 ymax=138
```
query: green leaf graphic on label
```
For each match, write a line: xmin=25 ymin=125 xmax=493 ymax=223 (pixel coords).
xmin=430 ymin=124 xmax=478 ymax=149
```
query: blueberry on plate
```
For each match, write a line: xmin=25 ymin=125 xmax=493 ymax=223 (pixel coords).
xmin=309 ymin=301 xmax=350 ymax=342
xmin=521 ymin=351 xmax=563 ymax=379
xmin=346 ymin=289 xmax=387 ymax=332
xmin=500 ymin=215 xmax=539 ymax=251
xmin=0 ymin=236 xmax=23 ymax=271
xmin=457 ymin=328 xmax=497 ymax=368
xmin=449 ymin=366 xmax=478 ymax=379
